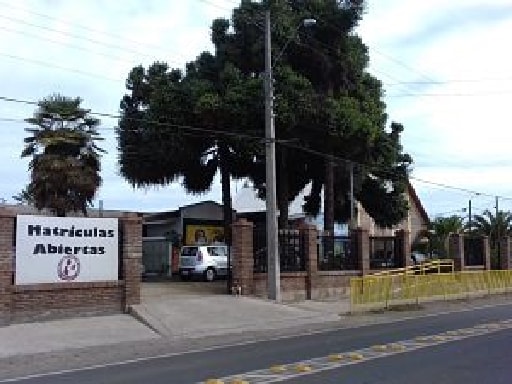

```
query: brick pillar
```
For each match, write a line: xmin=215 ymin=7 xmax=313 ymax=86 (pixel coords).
xmin=354 ymin=228 xmax=370 ymax=275
xmin=500 ymin=237 xmax=511 ymax=270
xmin=482 ymin=236 xmax=491 ymax=270
xmin=0 ymin=209 xmax=14 ymax=324
xmin=396 ymin=229 xmax=412 ymax=268
xmin=121 ymin=217 xmax=142 ymax=309
xmin=449 ymin=233 xmax=464 ymax=271
xmin=302 ymin=224 xmax=318 ymax=300
xmin=231 ymin=219 xmax=254 ymax=295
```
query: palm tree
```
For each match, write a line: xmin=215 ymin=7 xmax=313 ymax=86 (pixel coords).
xmin=471 ymin=209 xmax=512 ymax=247
xmin=21 ymin=94 xmax=104 ymax=216
xmin=430 ymin=215 xmax=464 ymax=258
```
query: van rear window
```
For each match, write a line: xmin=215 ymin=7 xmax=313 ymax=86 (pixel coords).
xmin=181 ymin=247 xmax=198 ymax=256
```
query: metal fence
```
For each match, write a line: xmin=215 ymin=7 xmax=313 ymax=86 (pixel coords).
xmin=253 ymin=226 xmax=267 ymax=273
xmin=317 ymin=234 xmax=358 ymax=271
xmin=253 ymin=227 xmax=306 ymax=273
xmin=464 ymin=237 xmax=484 ymax=266
xmin=369 ymin=236 xmax=403 ymax=269
xmin=351 ymin=270 xmax=512 ymax=312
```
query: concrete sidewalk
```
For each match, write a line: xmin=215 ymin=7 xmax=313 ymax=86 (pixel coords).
xmin=0 ymin=315 xmax=158 ymax=359
xmin=132 ymin=296 xmax=348 ymax=338
xmin=0 ymin=283 xmax=349 ymax=359
xmin=131 ymin=282 xmax=349 ymax=338
xmin=0 ymin=280 xmax=511 ymax=363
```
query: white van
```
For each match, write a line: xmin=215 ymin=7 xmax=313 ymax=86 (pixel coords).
xmin=178 ymin=245 xmax=229 ymax=282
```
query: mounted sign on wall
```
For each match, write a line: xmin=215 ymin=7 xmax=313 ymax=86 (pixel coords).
xmin=15 ymin=215 xmax=119 ymax=285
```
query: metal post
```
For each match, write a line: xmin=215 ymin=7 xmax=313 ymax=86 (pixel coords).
xmin=468 ymin=199 xmax=472 ymax=233
xmin=264 ymin=9 xmax=280 ymax=302
xmin=496 ymin=196 xmax=500 ymax=268
xmin=349 ymin=162 xmax=355 ymax=230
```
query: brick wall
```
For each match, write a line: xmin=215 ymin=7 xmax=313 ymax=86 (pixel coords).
xmin=0 ymin=209 xmax=14 ymax=325
xmin=253 ymin=272 xmax=309 ymax=302
xmin=233 ymin=220 xmax=358 ymax=302
xmin=0 ymin=208 xmax=142 ymax=324
xmin=12 ymin=282 xmax=123 ymax=322
xmin=313 ymin=272 xmax=358 ymax=299
xmin=231 ymin=218 xmax=510 ymax=302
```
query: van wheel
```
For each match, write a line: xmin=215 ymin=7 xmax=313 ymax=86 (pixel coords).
xmin=204 ymin=268 xmax=216 ymax=282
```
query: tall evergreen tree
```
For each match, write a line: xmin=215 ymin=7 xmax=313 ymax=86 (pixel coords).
xmin=213 ymin=0 xmax=411 ymax=228
xmin=118 ymin=56 xmax=262 ymax=241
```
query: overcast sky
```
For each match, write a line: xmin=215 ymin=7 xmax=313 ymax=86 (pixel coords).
xmin=0 ymin=0 xmax=511 ymax=218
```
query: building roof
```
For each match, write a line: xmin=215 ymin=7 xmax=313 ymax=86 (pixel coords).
xmin=407 ymin=181 xmax=430 ymax=224
xmin=143 ymin=200 xmax=234 ymax=222
xmin=233 ymin=184 xmax=313 ymax=216
xmin=0 ymin=204 xmax=140 ymax=218
xmin=233 ymin=181 xmax=430 ymax=224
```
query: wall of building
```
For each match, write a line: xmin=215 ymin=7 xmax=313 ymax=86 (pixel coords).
xmin=408 ymin=195 xmax=428 ymax=244
xmin=181 ymin=202 xmax=226 ymax=220
xmin=144 ymin=220 xmax=180 ymax=238
xmin=357 ymin=192 xmax=428 ymax=245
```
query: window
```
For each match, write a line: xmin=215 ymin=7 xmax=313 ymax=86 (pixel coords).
xmin=181 ymin=247 xmax=198 ymax=256
xmin=208 ymin=246 xmax=227 ymax=257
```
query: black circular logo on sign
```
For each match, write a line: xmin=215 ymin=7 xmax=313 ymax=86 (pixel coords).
xmin=57 ymin=255 xmax=81 ymax=281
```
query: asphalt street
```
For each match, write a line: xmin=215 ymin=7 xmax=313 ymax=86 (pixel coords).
xmin=287 ymin=329 xmax=512 ymax=384
xmin=2 ymin=303 xmax=512 ymax=384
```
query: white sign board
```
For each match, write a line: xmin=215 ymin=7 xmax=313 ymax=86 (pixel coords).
xmin=16 ymin=215 xmax=119 ymax=285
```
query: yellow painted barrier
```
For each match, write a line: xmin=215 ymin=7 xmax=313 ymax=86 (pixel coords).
xmin=351 ymin=270 xmax=512 ymax=311
xmin=370 ymin=259 xmax=454 ymax=277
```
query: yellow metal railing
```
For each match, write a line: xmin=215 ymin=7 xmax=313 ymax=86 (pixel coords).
xmin=370 ymin=259 xmax=454 ymax=277
xmin=350 ymin=270 xmax=512 ymax=312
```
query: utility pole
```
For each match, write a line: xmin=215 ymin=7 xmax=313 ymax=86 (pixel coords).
xmin=468 ymin=199 xmax=472 ymax=233
xmin=264 ymin=8 xmax=280 ymax=301
xmin=496 ymin=196 xmax=500 ymax=267
xmin=349 ymin=162 xmax=355 ymax=229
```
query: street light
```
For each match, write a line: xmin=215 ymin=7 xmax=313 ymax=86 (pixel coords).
xmin=264 ymin=10 xmax=316 ymax=301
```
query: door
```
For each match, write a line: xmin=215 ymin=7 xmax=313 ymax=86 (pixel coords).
xmin=142 ymin=239 xmax=171 ymax=277
xmin=208 ymin=246 xmax=228 ymax=274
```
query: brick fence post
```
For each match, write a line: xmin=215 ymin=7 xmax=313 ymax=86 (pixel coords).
xmin=396 ymin=229 xmax=412 ymax=268
xmin=482 ymin=236 xmax=491 ymax=270
xmin=500 ymin=237 xmax=511 ymax=270
xmin=0 ymin=208 xmax=15 ymax=324
xmin=231 ymin=219 xmax=254 ymax=295
xmin=354 ymin=228 xmax=370 ymax=275
xmin=449 ymin=233 xmax=465 ymax=271
xmin=121 ymin=217 xmax=142 ymax=309
xmin=302 ymin=224 xmax=318 ymax=300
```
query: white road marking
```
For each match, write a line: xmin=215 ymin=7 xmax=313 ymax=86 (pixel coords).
xmin=204 ymin=319 xmax=512 ymax=384
xmin=1 ymin=301 xmax=511 ymax=383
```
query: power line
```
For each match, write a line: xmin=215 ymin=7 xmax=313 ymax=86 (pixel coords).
xmin=371 ymin=48 xmax=438 ymax=84
xmin=0 ymin=52 xmax=121 ymax=82
xmin=195 ymin=0 xmax=232 ymax=11
xmin=0 ymin=96 xmax=265 ymax=141
xmin=0 ymin=25 xmax=142 ymax=66
xmin=0 ymin=0 xmax=191 ymax=61
xmin=386 ymin=90 xmax=512 ymax=98
xmin=2 ymin=93 xmax=512 ymax=201
xmin=384 ymin=77 xmax=512 ymax=86
xmin=306 ymin=11 xmax=441 ymax=84
xmin=0 ymin=14 xmax=179 ymax=65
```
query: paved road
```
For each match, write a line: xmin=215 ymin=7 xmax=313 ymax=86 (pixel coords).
xmin=2 ymin=303 xmax=512 ymax=384
xmin=287 ymin=330 xmax=511 ymax=384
